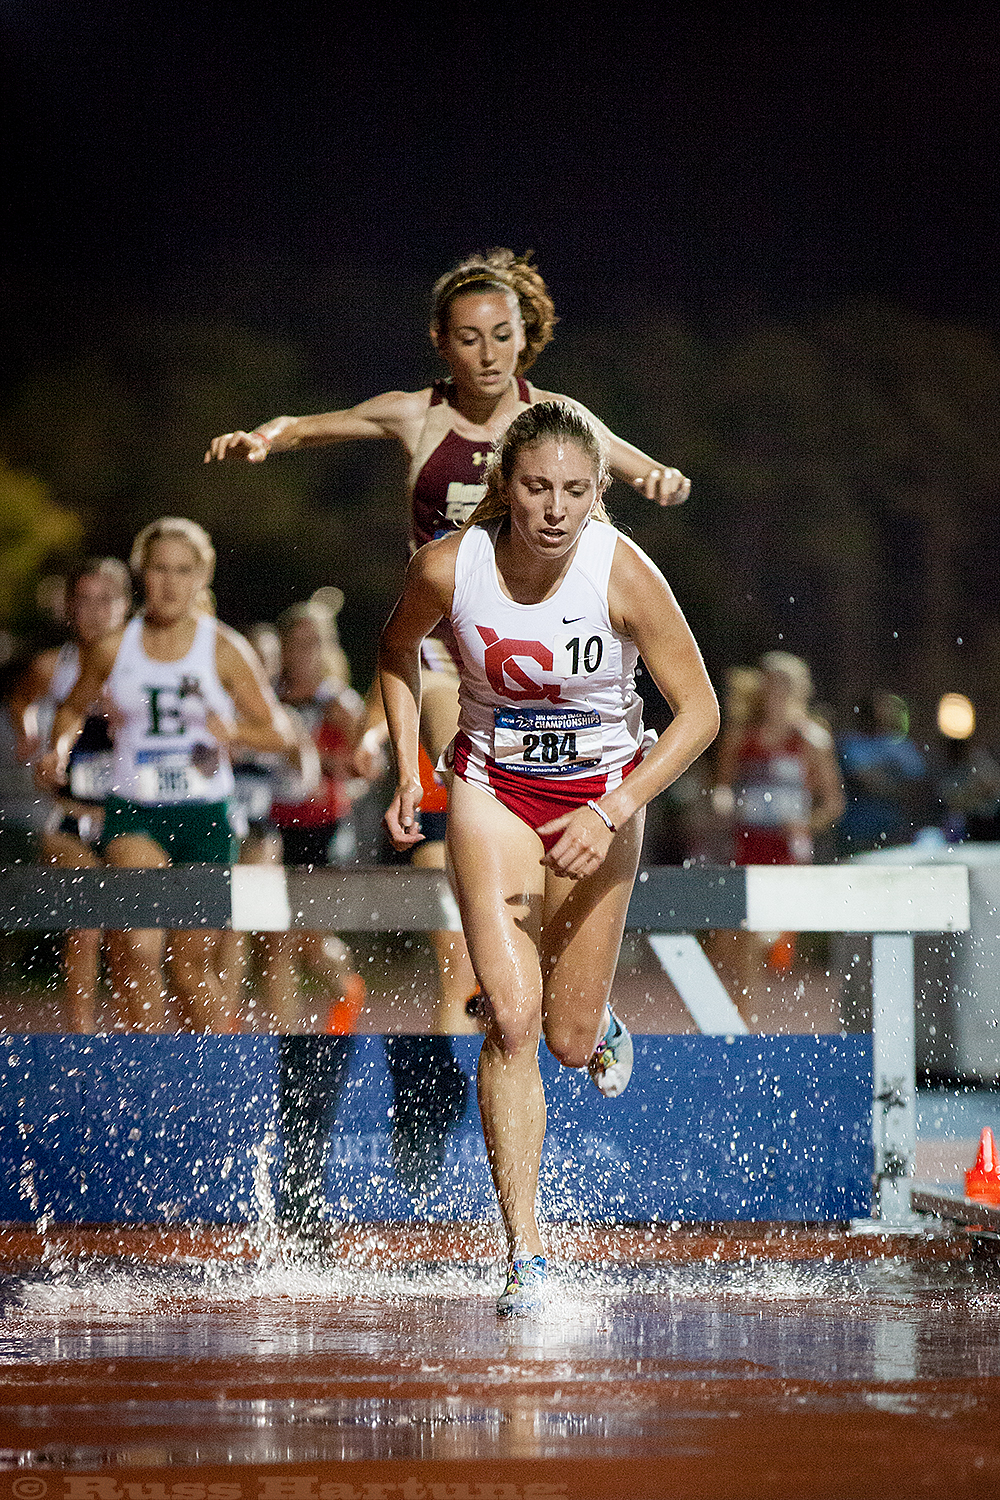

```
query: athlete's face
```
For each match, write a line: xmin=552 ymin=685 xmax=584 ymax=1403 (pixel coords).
xmin=434 ymin=291 xmax=526 ymax=397
xmin=68 ymin=573 xmax=128 ymax=646
xmin=280 ymin=619 xmax=324 ymax=688
xmin=505 ymin=439 xmax=602 ymax=561
xmin=142 ymin=538 xmax=208 ymax=622
xmin=761 ymin=668 xmax=798 ymax=721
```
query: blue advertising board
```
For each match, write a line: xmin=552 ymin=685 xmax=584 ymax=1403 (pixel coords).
xmin=0 ymin=1034 xmax=873 ymax=1224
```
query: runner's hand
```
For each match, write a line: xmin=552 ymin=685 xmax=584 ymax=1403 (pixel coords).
xmin=537 ymin=804 xmax=614 ymax=880
xmin=204 ymin=430 xmax=271 ymax=464
xmin=633 ymin=466 xmax=691 ymax=505
xmin=384 ymin=778 xmax=425 ymax=851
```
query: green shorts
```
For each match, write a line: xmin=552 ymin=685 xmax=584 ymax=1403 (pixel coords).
xmin=102 ymin=796 xmax=237 ymax=865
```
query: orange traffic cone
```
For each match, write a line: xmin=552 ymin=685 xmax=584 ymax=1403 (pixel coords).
xmin=325 ymin=972 xmax=366 ymax=1036
xmin=965 ymin=1127 xmax=1000 ymax=1205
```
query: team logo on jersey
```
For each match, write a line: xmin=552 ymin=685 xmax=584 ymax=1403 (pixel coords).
xmin=143 ymin=686 xmax=189 ymax=737
xmin=444 ymin=480 xmax=487 ymax=527
xmin=141 ymin=675 xmax=204 ymax=738
xmin=476 ymin=626 xmax=562 ymax=703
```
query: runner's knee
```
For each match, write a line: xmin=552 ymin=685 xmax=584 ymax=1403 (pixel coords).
xmin=544 ymin=1015 xmax=600 ymax=1070
xmin=485 ymin=992 xmax=541 ymax=1059
xmin=111 ymin=928 xmax=161 ymax=965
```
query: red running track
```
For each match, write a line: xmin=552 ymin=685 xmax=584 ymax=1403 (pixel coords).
xmin=0 ymin=1221 xmax=998 ymax=1499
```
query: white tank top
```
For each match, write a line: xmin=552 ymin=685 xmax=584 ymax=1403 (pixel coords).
xmin=37 ymin=642 xmax=115 ymax=804
xmin=449 ymin=519 xmax=655 ymax=779
xmin=34 ymin=642 xmax=80 ymax=752
xmin=105 ymin=614 xmax=236 ymax=805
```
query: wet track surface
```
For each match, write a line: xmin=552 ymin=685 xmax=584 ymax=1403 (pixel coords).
xmin=0 ymin=947 xmax=996 ymax=1496
xmin=0 ymin=1224 xmax=998 ymax=1498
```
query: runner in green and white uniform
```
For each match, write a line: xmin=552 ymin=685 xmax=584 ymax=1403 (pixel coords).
xmin=41 ymin=518 xmax=301 ymax=1033
xmin=102 ymin=607 xmax=238 ymax=862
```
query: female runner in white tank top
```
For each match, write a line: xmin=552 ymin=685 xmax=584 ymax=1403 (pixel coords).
xmin=13 ymin=558 xmax=132 ymax=1031
xmin=40 ymin=518 xmax=301 ymax=1033
xmin=378 ymin=403 xmax=719 ymax=1313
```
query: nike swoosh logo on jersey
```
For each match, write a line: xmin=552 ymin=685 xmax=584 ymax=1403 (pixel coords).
xmin=562 ymin=616 xmax=584 ymax=624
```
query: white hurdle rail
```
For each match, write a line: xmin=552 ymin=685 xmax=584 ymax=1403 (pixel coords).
xmin=0 ymin=862 xmax=971 ymax=1225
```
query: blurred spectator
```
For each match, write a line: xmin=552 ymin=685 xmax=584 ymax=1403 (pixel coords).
xmin=0 ymin=652 xmax=47 ymax=866
xmin=709 ymin=651 xmax=844 ymax=992
xmin=0 ymin=649 xmax=50 ymax=992
xmin=246 ymin=621 xmax=282 ymax=688
xmin=713 ymin=652 xmax=844 ymax=866
xmin=9 ymin=557 xmax=132 ymax=1030
xmin=835 ymin=692 xmax=929 ymax=857
xmin=261 ymin=595 xmax=368 ymax=1035
xmin=219 ymin=617 xmax=319 ymax=1031
xmin=928 ymin=699 xmax=1000 ymax=844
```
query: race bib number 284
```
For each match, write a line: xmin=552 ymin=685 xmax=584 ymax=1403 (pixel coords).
xmin=493 ymin=707 xmax=602 ymax=775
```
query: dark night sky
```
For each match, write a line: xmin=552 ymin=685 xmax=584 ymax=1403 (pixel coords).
xmin=3 ymin=4 xmax=999 ymax=345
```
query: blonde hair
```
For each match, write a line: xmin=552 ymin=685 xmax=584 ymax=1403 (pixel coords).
xmin=130 ymin=517 xmax=216 ymax=582
xmin=759 ymin=650 xmax=813 ymax=705
xmin=722 ymin=666 xmax=763 ymax=728
xmin=733 ymin=651 xmax=817 ymax=732
xmin=431 ymin=249 xmax=557 ymax=372
xmin=466 ymin=401 xmax=613 ymax=529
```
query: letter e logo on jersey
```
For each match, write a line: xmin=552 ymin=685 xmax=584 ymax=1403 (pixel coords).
xmin=477 ymin=627 xmax=562 ymax=703
xmin=145 ymin=686 xmax=187 ymax=737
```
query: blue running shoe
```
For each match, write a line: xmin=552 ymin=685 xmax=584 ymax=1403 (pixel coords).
xmin=496 ymin=1255 xmax=548 ymax=1315
xmin=588 ymin=1006 xmax=633 ymax=1097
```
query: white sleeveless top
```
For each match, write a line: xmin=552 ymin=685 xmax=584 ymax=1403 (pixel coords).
xmin=34 ymin=642 xmax=80 ymax=754
xmin=105 ymin=614 xmax=236 ymax=805
xmin=448 ymin=519 xmax=655 ymax=780
xmin=37 ymin=643 xmax=115 ymax=805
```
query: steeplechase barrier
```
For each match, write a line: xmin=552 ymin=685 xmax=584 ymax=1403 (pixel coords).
xmin=0 ymin=863 xmax=969 ymax=1228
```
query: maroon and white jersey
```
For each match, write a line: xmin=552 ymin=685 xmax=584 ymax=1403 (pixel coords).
xmin=408 ymin=377 xmax=531 ymax=551
xmin=446 ymin=518 xmax=656 ymax=785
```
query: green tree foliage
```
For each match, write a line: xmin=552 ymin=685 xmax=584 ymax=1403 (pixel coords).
xmin=703 ymin=305 xmax=1000 ymax=737
xmin=0 ymin=320 xmax=328 ymax=548
xmin=0 ymin=316 xmax=409 ymax=685
xmin=0 ymin=457 xmax=82 ymax=627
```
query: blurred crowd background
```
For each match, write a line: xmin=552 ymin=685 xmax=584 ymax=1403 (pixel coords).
xmin=2 ymin=548 xmax=999 ymax=874
xmin=1 ymin=314 xmax=999 ymax=1025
